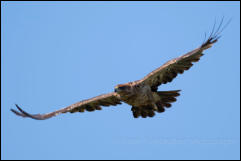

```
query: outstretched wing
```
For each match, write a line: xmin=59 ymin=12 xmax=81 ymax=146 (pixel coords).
xmin=139 ymin=42 xmax=210 ymax=91
xmin=138 ymin=19 xmax=229 ymax=92
xmin=11 ymin=92 xmax=122 ymax=120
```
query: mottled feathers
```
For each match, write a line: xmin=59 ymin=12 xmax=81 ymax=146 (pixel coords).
xmin=11 ymin=93 xmax=121 ymax=120
xmin=11 ymin=19 xmax=230 ymax=120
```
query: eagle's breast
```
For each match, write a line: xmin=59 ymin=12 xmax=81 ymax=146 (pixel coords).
xmin=119 ymin=83 xmax=153 ymax=107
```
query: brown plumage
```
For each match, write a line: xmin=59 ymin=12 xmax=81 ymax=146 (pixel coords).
xmin=12 ymin=93 xmax=121 ymax=120
xmin=11 ymin=19 xmax=230 ymax=120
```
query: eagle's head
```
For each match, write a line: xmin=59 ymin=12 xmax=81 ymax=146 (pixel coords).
xmin=114 ymin=84 xmax=132 ymax=94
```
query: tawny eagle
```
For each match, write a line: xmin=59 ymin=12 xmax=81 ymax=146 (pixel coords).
xmin=11 ymin=20 xmax=230 ymax=119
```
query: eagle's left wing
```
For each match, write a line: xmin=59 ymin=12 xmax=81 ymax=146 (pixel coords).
xmin=11 ymin=92 xmax=122 ymax=120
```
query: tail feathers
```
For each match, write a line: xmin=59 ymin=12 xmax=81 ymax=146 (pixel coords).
xmin=156 ymin=90 xmax=181 ymax=97
xmin=131 ymin=90 xmax=181 ymax=118
xmin=156 ymin=90 xmax=181 ymax=113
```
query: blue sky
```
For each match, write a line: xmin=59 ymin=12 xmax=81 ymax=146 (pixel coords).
xmin=1 ymin=1 xmax=240 ymax=160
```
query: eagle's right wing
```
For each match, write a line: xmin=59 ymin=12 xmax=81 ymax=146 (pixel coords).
xmin=138 ymin=42 xmax=211 ymax=92
xmin=137 ymin=19 xmax=230 ymax=92
xmin=11 ymin=92 xmax=122 ymax=120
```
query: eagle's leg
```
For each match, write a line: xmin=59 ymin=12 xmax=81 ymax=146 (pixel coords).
xmin=152 ymin=103 xmax=158 ymax=111
xmin=131 ymin=106 xmax=141 ymax=118
xmin=131 ymin=105 xmax=156 ymax=118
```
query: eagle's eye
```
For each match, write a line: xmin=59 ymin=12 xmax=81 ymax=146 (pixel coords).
xmin=118 ymin=86 xmax=126 ymax=90
xmin=114 ymin=85 xmax=128 ymax=92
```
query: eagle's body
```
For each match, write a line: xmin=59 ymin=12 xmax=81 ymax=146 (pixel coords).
xmin=114 ymin=81 xmax=181 ymax=118
xmin=115 ymin=82 xmax=154 ymax=107
xmin=11 ymin=19 xmax=229 ymax=120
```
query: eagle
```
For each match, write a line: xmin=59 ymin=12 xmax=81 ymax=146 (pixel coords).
xmin=11 ymin=19 xmax=230 ymax=120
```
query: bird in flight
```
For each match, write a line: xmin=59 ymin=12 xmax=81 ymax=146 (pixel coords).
xmin=11 ymin=19 xmax=230 ymax=120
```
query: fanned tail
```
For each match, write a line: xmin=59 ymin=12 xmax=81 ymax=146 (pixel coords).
xmin=155 ymin=90 xmax=181 ymax=113
xmin=131 ymin=90 xmax=181 ymax=118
